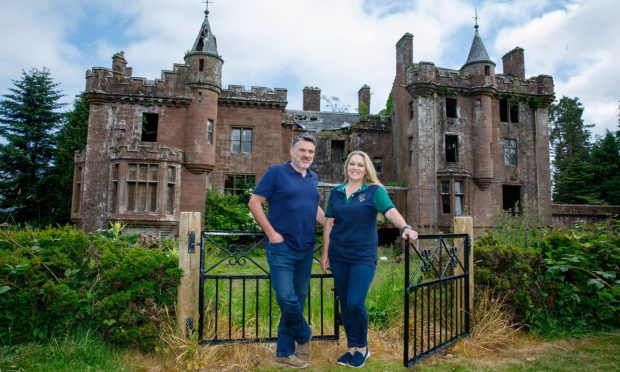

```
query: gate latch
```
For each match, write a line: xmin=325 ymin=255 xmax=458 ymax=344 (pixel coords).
xmin=188 ymin=231 xmax=195 ymax=253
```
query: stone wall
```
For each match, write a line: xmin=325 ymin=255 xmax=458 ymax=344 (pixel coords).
xmin=552 ymin=204 xmax=620 ymax=227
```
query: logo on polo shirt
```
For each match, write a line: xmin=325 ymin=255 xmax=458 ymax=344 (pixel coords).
xmin=358 ymin=194 xmax=366 ymax=202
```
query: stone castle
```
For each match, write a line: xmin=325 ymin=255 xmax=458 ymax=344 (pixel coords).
xmin=71 ymin=8 xmax=555 ymax=235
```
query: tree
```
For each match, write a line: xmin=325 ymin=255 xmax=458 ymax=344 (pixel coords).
xmin=376 ymin=94 xmax=393 ymax=117
xmin=45 ymin=96 xmax=89 ymax=224
xmin=589 ymin=130 xmax=620 ymax=205
xmin=0 ymin=68 xmax=65 ymax=225
xmin=549 ymin=97 xmax=594 ymax=203
xmin=321 ymin=95 xmax=351 ymax=113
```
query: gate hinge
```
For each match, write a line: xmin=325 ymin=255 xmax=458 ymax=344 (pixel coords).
xmin=188 ymin=231 xmax=195 ymax=253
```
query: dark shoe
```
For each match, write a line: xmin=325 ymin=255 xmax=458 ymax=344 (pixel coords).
xmin=337 ymin=351 xmax=352 ymax=366
xmin=295 ymin=326 xmax=312 ymax=362
xmin=348 ymin=348 xmax=370 ymax=368
xmin=275 ymin=354 xmax=309 ymax=369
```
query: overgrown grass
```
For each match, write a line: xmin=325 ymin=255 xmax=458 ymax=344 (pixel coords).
xmin=0 ymin=329 xmax=129 ymax=372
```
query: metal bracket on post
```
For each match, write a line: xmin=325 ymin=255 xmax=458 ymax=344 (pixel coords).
xmin=186 ymin=317 xmax=194 ymax=337
xmin=188 ymin=231 xmax=195 ymax=253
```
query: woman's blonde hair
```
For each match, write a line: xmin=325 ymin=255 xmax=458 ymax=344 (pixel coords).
xmin=343 ymin=150 xmax=383 ymax=186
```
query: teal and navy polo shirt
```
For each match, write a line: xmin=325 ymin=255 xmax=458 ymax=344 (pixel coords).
xmin=325 ymin=183 xmax=394 ymax=265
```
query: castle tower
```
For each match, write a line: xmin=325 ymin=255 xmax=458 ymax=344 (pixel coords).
xmin=181 ymin=4 xmax=223 ymax=212
xmin=462 ymin=21 xmax=495 ymax=190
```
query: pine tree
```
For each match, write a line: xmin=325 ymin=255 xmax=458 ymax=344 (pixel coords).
xmin=0 ymin=68 xmax=65 ymax=225
xmin=549 ymin=96 xmax=594 ymax=203
xmin=589 ymin=131 xmax=620 ymax=205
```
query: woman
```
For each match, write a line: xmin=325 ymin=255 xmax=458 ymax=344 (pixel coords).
xmin=321 ymin=150 xmax=418 ymax=368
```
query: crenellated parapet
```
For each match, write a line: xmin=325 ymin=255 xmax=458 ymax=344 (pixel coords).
xmin=406 ymin=61 xmax=554 ymax=106
xmin=219 ymin=85 xmax=288 ymax=109
xmin=85 ymin=60 xmax=193 ymax=101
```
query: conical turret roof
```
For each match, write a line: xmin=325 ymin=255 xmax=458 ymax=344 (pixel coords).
xmin=191 ymin=7 xmax=219 ymax=56
xmin=462 ymin=24 xmax=495 ymax=69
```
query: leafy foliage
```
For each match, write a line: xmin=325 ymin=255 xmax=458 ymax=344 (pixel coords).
xmin=204 ymin=188 xmax=258 ymax=232
xmin=0 ymin=225 xmax=181 ymax=349
xmin=476 ymin=219 xmax=620 ymax=336
xmin=0 ymin=68 xmax=65 ymax=226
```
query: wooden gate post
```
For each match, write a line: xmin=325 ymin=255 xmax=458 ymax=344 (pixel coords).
xmin=177 ymin=212 xmax=202 ymax=337
xmin=454 ymin=216 xmax=474 ymax=314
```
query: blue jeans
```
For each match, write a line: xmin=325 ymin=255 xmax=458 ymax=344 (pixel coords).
xmin=329 ymin=258 xmax=376 ymax=348
xmin=266 ymin=241 xmax=313 ymax=357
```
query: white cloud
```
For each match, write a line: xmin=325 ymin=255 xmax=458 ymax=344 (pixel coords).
xmin=1 ymin=0 xmax=618 ymax=135
xmin=493 ymin=0 xmax=620 ymax=135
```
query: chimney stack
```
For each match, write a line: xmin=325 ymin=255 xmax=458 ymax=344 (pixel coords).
xmin=502 ymin=47 xmax=525 ymax=79
xmin=303 ymin=86 xmax=321 ymax=111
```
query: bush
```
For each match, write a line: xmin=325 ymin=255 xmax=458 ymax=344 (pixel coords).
xmin=0 ymin=225 xmax=181 ymax=350
xmin=475 ymin=220 xmax=620 ymax=335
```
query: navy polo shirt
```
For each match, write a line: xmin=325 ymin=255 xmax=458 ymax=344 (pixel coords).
xmin=325 ymin=183 xmax=394 ymax=265
xmin=253 ymin=162 xmax=320 ymax=251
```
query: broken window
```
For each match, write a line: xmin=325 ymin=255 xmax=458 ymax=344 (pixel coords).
xmin=141 ymin=113 xmax=158 ymax=142
xmin=373 ymin=157 xmax=383 ymax=174
xmin=503 ymin=139 xmax=518 ymax=165
xmin=224 ymin=174 xmax=256 ymax=195
xmin=502 ymin=185 xmax=521 ymax=215
xmin=439 ymin=179 xmax=466 ymax=216
xmin=166 ymin=166 xmax=176 ymax=214
xmin=207 ymin=119 xmax=213 ymax=144
xmin=231 ymin=128 xmax=253 ymax=153
xmin=500 ymin=98 xmax=509 ymax=122
xmin=510 ymin=101 xmax=519 ymax=123
xmin=127 ymin=163 xmax=159 ymax=213
xmin=441 ymin=181 xmax=451 ymax=214
xmin=446 ymin=97 xmax=457 ymax=118
xmin=500 ymin=98 xmax=519 ymax=123
xmin=445 ymin=135 xmax=458 ymax=162
xmin=331 ymin=140 xmax=345 ymax=164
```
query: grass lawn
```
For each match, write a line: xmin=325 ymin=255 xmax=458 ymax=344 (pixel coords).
xmin=1 ymin=330 xmax=618 ymax=371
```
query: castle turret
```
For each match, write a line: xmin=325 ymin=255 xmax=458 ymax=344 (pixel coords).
xmin=461 ymin=21 xmax=496 ymax=86
xmin=180 ymin=5 xmax=223 ymax=213
xmin=463 ymin=21 xmax=495 ymax=190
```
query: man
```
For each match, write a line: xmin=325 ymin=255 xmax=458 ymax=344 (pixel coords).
xmin=248 ymin=134 xmax=325 ymax=369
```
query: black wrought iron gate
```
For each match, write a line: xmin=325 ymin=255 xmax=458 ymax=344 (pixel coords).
xmin=403 ymin=234 xmax=471 ymax=367
xmin=197 ymin=231 xmax=339 ymax=345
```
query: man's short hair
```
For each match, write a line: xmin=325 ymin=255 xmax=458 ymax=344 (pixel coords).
xmin=291 ymin=134 xmax=317 ymax=148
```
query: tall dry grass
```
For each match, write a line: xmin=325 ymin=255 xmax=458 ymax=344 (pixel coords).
xmin=453 ymin=286 xmax=519 ymax=356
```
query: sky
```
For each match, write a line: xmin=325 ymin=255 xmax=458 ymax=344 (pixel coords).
xmin=1 ymin=0 xmax=618 ymax=137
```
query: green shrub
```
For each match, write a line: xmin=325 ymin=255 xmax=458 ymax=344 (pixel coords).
xmin=476 ymin=220 xmax=620 ymax=336
xmin=204 ymin=188 xmax=258 ymax=232
xmin=0 ymin=225 xmax=181 ymax=350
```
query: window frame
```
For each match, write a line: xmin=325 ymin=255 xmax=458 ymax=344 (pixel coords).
xmin=503 ymin=138 xmax=518 ymax=166
xmin=126 ymin=163 xmax=159 ymax=213
xmin=207 ymin=119 xmax=213 ymax=145
xmin=230 ymin=127 xmax=253 ymax=153
xmin=224 ymin=174 xmax=256 ymax=195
